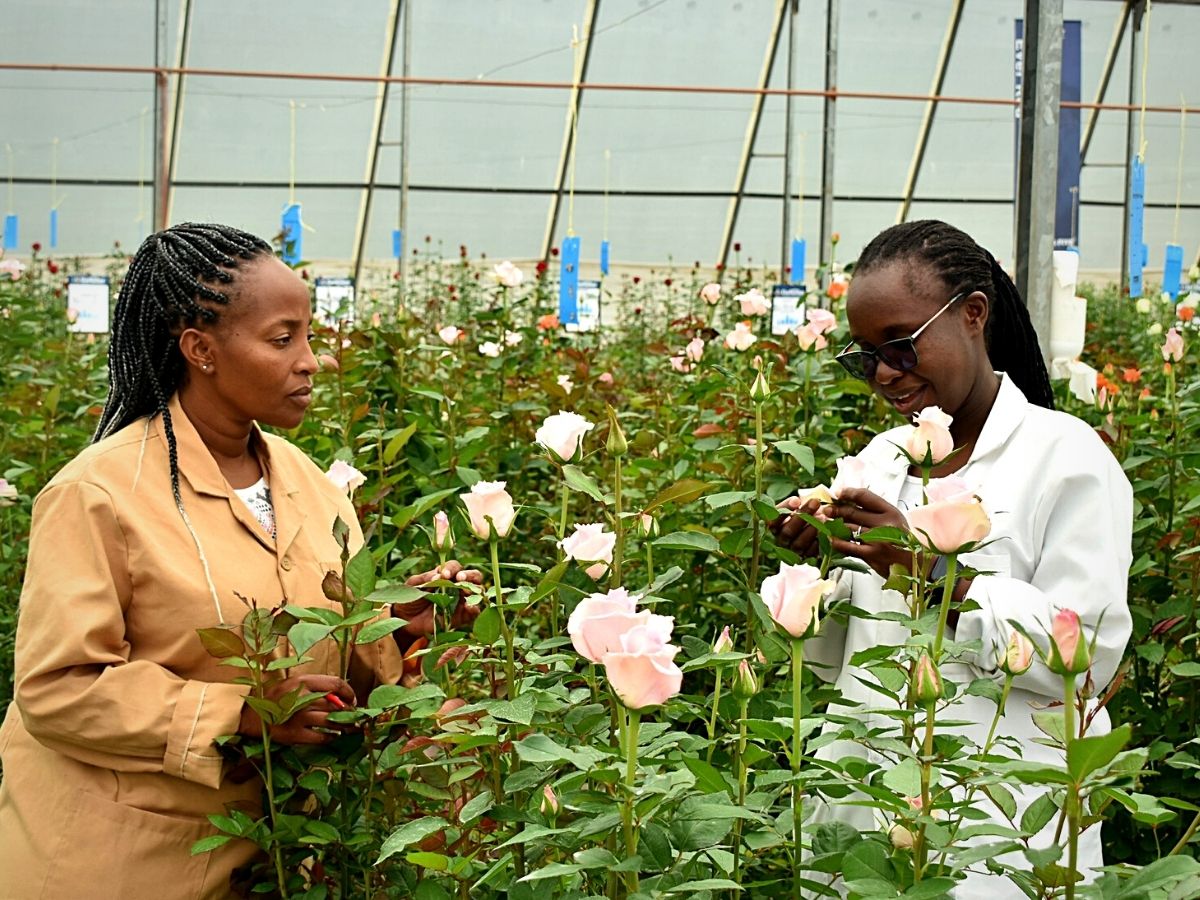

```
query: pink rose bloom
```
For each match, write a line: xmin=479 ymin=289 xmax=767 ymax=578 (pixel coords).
xmin=685 ymin=337 xmax=705 ymax=363
xmin=1000 ymin=629 xmax=1035 ymax=675
xmin=535 ymin=410 xmax=595 ymax=462
xmin=700 ymin=282 xmax=722 ymax=305
xmin=493 ymin=260 xmax=524 ymax=288
xmin=737 ymin=288 xmax=770 ymax=316
xmin=724 ymin=321 xmax=757 ymax=352
xmin=760 ymin=562 xmax=834 ymax=639
xmin=905 ymin=476 xmax=990 ymax=553
xmin=1162 ymin=327 xmax=1184 ymax=362
xmin=438 ymin=325 xmax=463 ymax=345
xmin=806 ymin=307 xmax=838 ymax=335
xmin=829 ymin=455 xmax=870 ymax=499
xmin=560 ymin=523 xmax=617 ymax=579
xmin=0 ymin=258 xmax=26 ymax=280
xmin=433 ymin=510 xmax=454 ymax=551
xmin=903 ymin=406 xmax=954 ymax=465
xmin=568 ymin=587 xmax=642 ymax=662
xmin=326 ymin=459 xmax=366 ymax=496
xmin=602 ymin=617 xmax=684 ymax=710
xmin=504 ymin=330 xmax=524 ymax=346
xmin=794 ymin=322 xmax=829 ymax=351
xmin=597 ymin=371 xmax=614 ymax=385
xmin=669 ymin=355 xmax=691 ymax=373
xmin=460 ymin=480 xmax=517 ymax=540
xmin=1048 ymin=607 xmax=1091 ymax=675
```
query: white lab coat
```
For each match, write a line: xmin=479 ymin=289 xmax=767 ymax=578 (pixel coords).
xmin=807 ymin=374 xmax=1133 ymax=897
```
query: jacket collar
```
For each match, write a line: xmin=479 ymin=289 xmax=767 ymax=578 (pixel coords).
xmin=970 ymin=373 xmax=1028 ymax=463
xmin=156 ymin=393 xmax=273 ymax=499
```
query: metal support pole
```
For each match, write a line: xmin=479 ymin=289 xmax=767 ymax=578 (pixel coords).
xmin=164 ymin=0 xmax=193 ymax=226
xmin=398 ymin=0 xmax=413 ymax=296
xmin=1120 ymin=0 xmax=1145 ymax=291
xmin=781 ymin=0 xmax=798 ymax=275
xmin=152 ymin=0 xmax=169 ymax=231
xmin=1014 ymin=0 xmax=1063 ymax=360
xmin=540 ymin=0 xmax=600 ymax=261
xmin=896 ymin=0 xmax=965 ymax=224
xmin=1079 ymin=0 xmax=1132 ymax=165
xmin=818 ymin=0 xmax=839 ymax=284
xmin=716 ymin=0 xmax=788 ymax=272
xmin=352 ymin=0 xmax=403 ymax=289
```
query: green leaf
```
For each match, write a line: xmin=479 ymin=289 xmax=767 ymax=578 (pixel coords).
xmin=666 ymin=880 xmax=743 ymax=893
xmin=366 ymin=584 xmax=428 ymax=605
xmin=383 ymin=422 xmax=418 ymax=464
xmin=190 ymin=834 xmax=233 ymax=855
xmin=197 ymin=627 xmax=245 ymax=659
xmin=529 ymin=559 xmax=569 ymax=604
xmin=459 ymin=789 xmax=493 ymax=825
xmin=772 ymin=440 xmax=815 ymax=473
xmin=473 ymin=606 xmax=502 ymax=645
xmin=704 ymin=490 xmax=756 ymax=511
xmin=1115 ymin=855 xmax=1200 ymax=898
xmin=1067 ymin=724 xmax=1132 ymax=781
xmin=288 ymin=622 xmax=334 ymax=657
xmin=653 ymin=531 xmax=720 ymax=554
xmin=683 ymin=757 xmax=731 ymax=794
xmin=642 ymin=478 xmax=715 ymax=514
xmin=1020 ymin=792 xmax=1060 ymax=836
xmin=356 ymin=617 xmax=407 ymax=644
xmin=485 ymin=694 xmax=536 ymax=725
xmin=882 ymin=758 xmax=922 ymax=798
xmin=345 ymin=546 xmax=376 ymax=600
xmin=1170 ymin=662 xmax=1200 ymax=678
xmin=368 ymin=682 xmax=444 ymax=710
xmin=842 ymin=839 xmax=894 ymax=883
xmin=405 ymin=852 xmax=449 ymax=872
xmin=562 ymin=464 xmax=607 ymax=502
xmin=376 ymin=817 xmax=447 ymax=864
xmin=518 ymin=862 xmax=583 ymax=882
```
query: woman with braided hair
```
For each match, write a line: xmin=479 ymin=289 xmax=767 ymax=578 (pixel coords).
xmin=771 ymin=220 xmax=1132 ymax=896
xmin=0 ymin=223 xmax=478 ymax=898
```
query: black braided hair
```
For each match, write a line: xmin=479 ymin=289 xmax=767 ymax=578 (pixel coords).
xmin=94 ymin=223 xmax=273 ymax=506
xmin=854 ymin=219 xmax=1055 ymax=409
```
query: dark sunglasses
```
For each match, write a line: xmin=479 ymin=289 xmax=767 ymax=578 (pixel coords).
xmin=834 ymin=292 xmax=965 ymax=380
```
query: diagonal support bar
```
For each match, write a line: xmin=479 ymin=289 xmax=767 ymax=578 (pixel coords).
xmin=896 ymin=0 xmax=965 ymax=224
xmin=540 ymin=0 xmax=601 ymax=261
xmin=1080 ymin=0 xmax=1132 ymax=165
xmin=353 ymin=0 xmax=403 ymax=289
xmin=717 ymin=0 xmax=789 ymax=273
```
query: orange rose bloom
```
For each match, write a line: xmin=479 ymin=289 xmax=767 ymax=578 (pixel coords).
xmin=827 ymin=280 xmax=847 ymax=300
xmin=1180 ymin=306 xmax=1196 ymax=322
xmin=1122 ymin=367 xmax=1141 ymax=384
xmin=537 ymin=313 xmax=560 ymax=331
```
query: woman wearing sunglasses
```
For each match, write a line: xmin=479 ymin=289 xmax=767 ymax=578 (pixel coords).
xmin=770 ymin=219 xmax=1132 ymax=896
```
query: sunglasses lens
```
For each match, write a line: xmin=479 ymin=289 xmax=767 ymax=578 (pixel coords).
xmin=877 ymin=340 xmax=919 ymax=372
xmin=836 ymin=351 xmax=870 ymax=380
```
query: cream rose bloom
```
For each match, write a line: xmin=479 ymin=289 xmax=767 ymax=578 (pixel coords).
xmin=535 ymin=411 xmax=594 ymax=462
xmin=560 ymin=522 xmax=616 ymax=579
xmin=460 ymin=480 xmax=517 ymax=540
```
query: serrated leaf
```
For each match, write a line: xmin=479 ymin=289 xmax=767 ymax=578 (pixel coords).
xmin=666 ymin=880 xmax=743 ymax=893
xmin=473 ymin=606 xmax=501 ymax=645
xmin=376 ymin=817 xmax=447 ymax=864
xmin=1067 ymin=724 xmax=1132 ymax=781
xmin=653 ymin=531 xmax=720 ymax=553
xmin=1020 ymin=792 xmax=1060 ymax=835
xmin=366 ymin=584 xmax=428 ymax=605
xmin=356 ymin=617 xmax=407 ymax=644
xmin=459 ymin=789 xmax=493 ymax=825
xmin=287 ymin=622 xmax=334 ymax=657
xmin=562 ymin=464 xmax=606 ymax=502
xmin=529 ymin=559 xmax=569 ymax=604
xmin=772 ymin=440 xmax=815 ymax=473
xmin=197 ymin=627 xmax=245 ymax=659
xmin=882 ymin=758 xmax=922 ymax=798
xmin=486 ymin=693 xmax=536 ymax=725
xmin=190 ymin=834 xmax=233 ymax=855
xmin=345 ymin=546 xmax=376 ymax=601
xmin=642 ymin=478 xmax=715 ymax=514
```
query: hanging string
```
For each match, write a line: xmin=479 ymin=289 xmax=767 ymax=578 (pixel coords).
xmin=1173 ymin=94 xmax=1185 ymax=245
xmin=796 ymin=132 xmax=805 ymax=238
xmin=4 ymin=143 xmax=13 ymax=215
xmin=566 ymin=24 xmax=583 ymax=238
xmin=50 ymin=138 xmax=58 ymax=210
xmin=289 ymin=99 xmax=297 ymax=206
xmin=1137 ymin=0 xmax=1152 ymax=161
xmin=603 ymin=148 xmax=611 ymax=241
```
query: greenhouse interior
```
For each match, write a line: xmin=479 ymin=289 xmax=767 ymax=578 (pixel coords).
xmin=1 ymin=1 xmax=1199 ymax=898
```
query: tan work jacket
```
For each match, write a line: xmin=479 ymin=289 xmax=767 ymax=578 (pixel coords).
xmin=0 ymin=394 xmax=404 ymax=898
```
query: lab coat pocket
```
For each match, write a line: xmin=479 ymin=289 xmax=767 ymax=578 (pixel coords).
xmin=42 ymin=789 xmax=215 ymax=900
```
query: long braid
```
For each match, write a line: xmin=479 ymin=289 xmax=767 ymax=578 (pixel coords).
xmin=95 ymin=223 xmax=272 ymax=510
xmin=854 ymin=219 xmax=1055 ymax=409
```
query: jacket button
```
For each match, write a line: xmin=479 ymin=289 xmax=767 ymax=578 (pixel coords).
xmin=281 ymin=557 xmax=293 ymax=571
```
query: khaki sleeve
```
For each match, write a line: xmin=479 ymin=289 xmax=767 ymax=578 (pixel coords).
xmin=15 ymin=480 xmax=249 ymax=789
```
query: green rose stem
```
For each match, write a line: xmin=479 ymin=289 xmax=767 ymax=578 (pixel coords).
xmin=747 ymin=376 xmax=767 ymax=653
xmin=621 ymin=705 xmax=642 ymax=897
xmin=730 ymin=694 xmax=752 ymax=884
xmin=930 ymin=552 xmax=959 ymax=659
xmin=800 ymin=352 xmax=813 ymax=438
xmin=644 ymin=532 xmax=655 ymax=584
xmin=607 ymin=407 xmax=628 ymax=587
xmin=912 ymin=701 xmax=937 ymax=881
xmin=487 ymin=530 xmax=517 ymax=700
xmin=790 ymin=638 xmax=805 ymax=900
xmin=1165 ymin=360 xmax=1179 ymax=583
xmin=553 ymin=467 xmax=570 ymax=637
xmin=705 ymin=667 xmax=724 ymax=765
xmin=1063 ymin=672 xmax=1081 ymax=900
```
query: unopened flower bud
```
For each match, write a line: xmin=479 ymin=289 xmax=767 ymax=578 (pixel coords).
xmin=1047 ymin=608 xmax=1092 ymax=676
xmin=731 ymin=659 xmax=759 ymax=700
xmin=636 ymin=513 xmax=659 ymax=538
xmin=433 ymin=510 xmax=454 ymax=552
xmin=889 ymin=823 xmax=915 ymax=850
xmin=1000 ymin=630 xmax=1035 ymax=676
xmin=713 ymin=626 xmax=734 ymax=655
xmin=749 ymin=367 xmax=771 ymax=402
xmin=605 ymin=405 xmax=628 ymax=457
xmin=912 ymin=653 xmax=942 ymax=706
xmin=540 ymin=783 xmax=560 ymax=818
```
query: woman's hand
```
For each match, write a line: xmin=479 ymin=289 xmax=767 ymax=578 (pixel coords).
xmin=392 ymin=560 xmax=483 ymax=641
xmin=821 ymin=487 xmax=915 ymax=579
xmin=237 ymin=674 xmax=356 ymax=744
xmin=768 ymin=496 xmax=824 ymax=558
